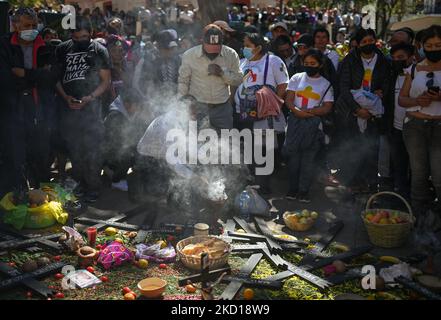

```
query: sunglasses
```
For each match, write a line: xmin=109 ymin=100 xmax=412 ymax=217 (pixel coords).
xmin=427 ymin=72 xmax=434 ymax=88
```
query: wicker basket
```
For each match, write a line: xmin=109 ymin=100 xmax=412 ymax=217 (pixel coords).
xmin=176 ymin=236 xmax=231 ymax=271
xmin=361 ymin=192 xmax=415 ymax=248
xmin=283 ymin=212 xmax=316 ymax=232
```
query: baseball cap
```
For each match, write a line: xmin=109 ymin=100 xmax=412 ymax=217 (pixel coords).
xmin=296 ymin=34 xmax=314 ymax=48
xmin=157 ymin=29 xmax=178 ymax=49
xmin=203 ymin=24 xmax=223 ymax=54
xmin=270 ymin=22 xmax=288 ymax=32
xmin=213 ymin=20 xmax=235 ymax=33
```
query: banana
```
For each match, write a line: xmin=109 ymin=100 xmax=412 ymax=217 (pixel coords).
xmin=377 ymin=292 xmax=401 ymax=300
xmin=331 ymin=243 xmax=350 ymax=252
xmin=379 ymin=256 xmax=401 ymax=264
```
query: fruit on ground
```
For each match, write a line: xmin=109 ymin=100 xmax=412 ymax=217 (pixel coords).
xmin=55 ymin=292 xmax=65 ymax=299
xmin=105 ymin=227 xmax=118 ymax=236
xmin=332 ymin=260 xmax=347 ymax=273
xmin=124 ymin=293 xmax=136 ymax=300
xmin=37 ymin=257 xmax=51 ymax=267
xmin=243 ymin=288 xmax=254 ymax=300
xmin=22 ymin=260 xmax=38 ymax=273
xmin=159 ymin=263 xmax=167 ymax=269
xmin=138 ymin=259 xmax=149 ymax=269
xmin=100 ymin=276 xmax=109 ymax=282
xmin=54 ymin=273 xmax=64 ymax=280
xmin=185 ymin=284 xmax=197 ymax=293
xmin=86 ymin=266 xmax=95 ymax=273
xmin=122 ymin=287 xmax=132 ymax=295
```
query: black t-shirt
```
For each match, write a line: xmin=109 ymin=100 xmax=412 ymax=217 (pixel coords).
xmin=56 ymin=39 xmax=111 ymax=99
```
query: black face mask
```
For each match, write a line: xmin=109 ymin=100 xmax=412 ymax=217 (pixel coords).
xmin=73 ymin=39 xmax=91 ymax=51
xmin=304 ymin=66 xmax=320 ymax=77
xmin=392 ymin=60 xmax=409 ymax=73
xmin=107 ymin=26 xmax=119 ymax=35
xmin=424 ymin=49 xmax=441 ymax=63
xmin=360 ymin=43 xmax=376 ymax=55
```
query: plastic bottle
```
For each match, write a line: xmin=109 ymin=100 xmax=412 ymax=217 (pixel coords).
xmin=239 ymin=190 xmax=251 ymax=222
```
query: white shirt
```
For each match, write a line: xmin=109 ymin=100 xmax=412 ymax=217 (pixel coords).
xmin=408 ymin=69 xmax=441 ymax=116
xmin=235 ymin=54 xmax=289 ymax=131
xmin=325 ymin=49 xmax=339 ymax=71
xmin=235 ymin=54 xmax=289 ymax=112
xmin=394 ymin=74 xmax=407 ymax=130
xmin=361 ymin=53 xmax=378 ymax=91
xmin=287 ymin=72 xmax=334 ymax=110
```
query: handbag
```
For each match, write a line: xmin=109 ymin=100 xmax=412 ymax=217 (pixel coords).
xmin=256 ymin=55 xmax=284 ymax=118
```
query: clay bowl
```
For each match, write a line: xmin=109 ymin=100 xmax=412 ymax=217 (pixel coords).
xmin=137 ymin=277 xmax=167 ymax=298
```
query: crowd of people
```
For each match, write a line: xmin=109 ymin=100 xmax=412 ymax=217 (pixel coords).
xmin=0 ymin=4 xmax=440 ymax=225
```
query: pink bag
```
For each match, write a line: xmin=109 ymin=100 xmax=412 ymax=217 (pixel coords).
xmin=256 ymin=86 xmax=284 ymax=119
xmin=255 ymin=55 xmax=284 ymax=119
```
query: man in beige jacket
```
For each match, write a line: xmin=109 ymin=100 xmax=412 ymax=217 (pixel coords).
xmin=178 ymin=24 xmax=242 ymax=129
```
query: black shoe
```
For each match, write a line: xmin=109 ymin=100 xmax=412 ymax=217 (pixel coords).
xmin=298 ymin=193 xmax=311 ymax=203
xmin=286 ymin=192 xmax=298 ymax=201
xmin=82 ymin=192 xmax=99 ymax=203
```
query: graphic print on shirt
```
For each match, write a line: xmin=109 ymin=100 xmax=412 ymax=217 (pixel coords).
xmin=63 ymin=52 xmax=90 ymax=83
xmin=362 ymin=68 xmax=373 ymax=91
xmin=296 ymin=86 xmax=320 ymax=108
xmin=243 ymin=64 xmax=263 ymax=84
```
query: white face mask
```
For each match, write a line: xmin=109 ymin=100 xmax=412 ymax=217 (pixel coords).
xmin=20 ymin=29 xmax=39 ymax=42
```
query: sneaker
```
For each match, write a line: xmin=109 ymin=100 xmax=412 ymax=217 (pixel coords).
xmin=286 ymin=192 xmax=298 ymax=201
xmin=82 ymin=192 xmax=99 ymax=204
xmin=298 ymin=193 xmax=311 ymax=203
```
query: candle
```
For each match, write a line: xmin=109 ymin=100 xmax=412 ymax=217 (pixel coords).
xmin=87 ymin=227 xmax=97 ymax=247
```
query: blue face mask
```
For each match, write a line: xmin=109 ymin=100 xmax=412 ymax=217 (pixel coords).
xmin=243 ymin=47 xmax=255 ymax=60
xmin=20 ymin=29 xmax=39 ymax=42
xmin=418 ymin=47 xmax=426 ymax=59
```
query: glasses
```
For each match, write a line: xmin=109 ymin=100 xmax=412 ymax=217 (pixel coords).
xmin=427 ymin=72 xmax=434 ymax=88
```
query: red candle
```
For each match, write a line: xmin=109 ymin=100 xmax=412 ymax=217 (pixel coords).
xmin=87 ymin=227 xmax=97 ymax=247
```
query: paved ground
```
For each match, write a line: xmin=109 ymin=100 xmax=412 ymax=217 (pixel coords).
xmin=78 ymin=165 xmax=441 ymax=275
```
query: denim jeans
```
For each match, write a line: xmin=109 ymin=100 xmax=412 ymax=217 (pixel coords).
xmin=403 ymin=117 xmax=441 ymax=214
xmin=389 ymin=128 xmax=410 ymax=198
xmin=287 ymin=140 xmax=321 ymax=195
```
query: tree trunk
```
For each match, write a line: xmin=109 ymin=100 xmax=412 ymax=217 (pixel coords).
xmin=197 ymin=0 xmax=228 ymax=26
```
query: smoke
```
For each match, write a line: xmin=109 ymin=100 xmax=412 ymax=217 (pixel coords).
xmin=124 ymin=51 xmax=251 ymax=213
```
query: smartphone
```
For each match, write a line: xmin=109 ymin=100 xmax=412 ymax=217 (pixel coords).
xmin=71 ymin=98 xmax=82 ymax=104
xmin=428 ymin=86 xmax=440 ymax=94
